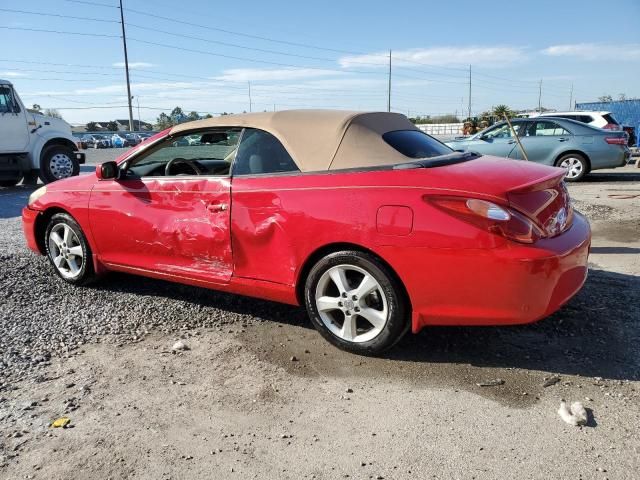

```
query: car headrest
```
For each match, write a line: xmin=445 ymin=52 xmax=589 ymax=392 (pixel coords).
xmin=201 ymin=132 xmax=228 ymax=144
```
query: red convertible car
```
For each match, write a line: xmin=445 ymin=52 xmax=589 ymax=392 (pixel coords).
xmin=22 ymin=110 xmax=590 ymax=354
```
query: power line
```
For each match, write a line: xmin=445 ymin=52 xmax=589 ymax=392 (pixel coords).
xmin=0 ymin=25 xmax=119 ymax=38
xmin=0 ymin=7 xmax=119 ymax=23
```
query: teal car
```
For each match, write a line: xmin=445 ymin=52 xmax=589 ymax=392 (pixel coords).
xmin=446 ymin=117 xmax=630 ymax=181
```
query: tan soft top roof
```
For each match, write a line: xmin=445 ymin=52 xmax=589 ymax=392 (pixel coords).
xmin=169 ymin=109 xmax=418 ymax=171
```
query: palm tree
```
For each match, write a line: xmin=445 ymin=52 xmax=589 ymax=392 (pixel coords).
xmin=491 ymin=104 xmax=514 ymax=120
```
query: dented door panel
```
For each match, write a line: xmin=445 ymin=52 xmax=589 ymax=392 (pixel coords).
xmin=89 ymin=176 xmax=232 ymax=283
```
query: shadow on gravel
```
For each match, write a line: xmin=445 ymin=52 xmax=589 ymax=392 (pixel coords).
xmin=96 ymin=267 xmax=640 ymax=382
xmin=0 ymin=185 xmax=37 ymax=219
xmin=389 ymin=268 xmax=640 ymax=382
xmin=579 ymin=171 xmax=640 ymax=182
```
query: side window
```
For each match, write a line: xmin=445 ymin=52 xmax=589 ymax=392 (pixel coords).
xmin=483 ymin=124 xmax=513 ymax=139
xmin=0 ymin=86 xmax=12 ymax=113
xmin=483 ymin=122 xmax=525 ymax=139
xmin=530 ymin=121 xmax=570 ymax=136
xmin=233 ymin=128 xmax=299 ymax=176
xmin=126 ymin=128 xmax=242 ymax=177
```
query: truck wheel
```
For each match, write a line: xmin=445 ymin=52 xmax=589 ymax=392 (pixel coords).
xmin=39 ymin=145 xmax=79 ymax=184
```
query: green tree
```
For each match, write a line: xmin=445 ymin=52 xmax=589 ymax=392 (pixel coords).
xmin=186 ymin=111 xmax=200 ymax=122
xmin=170 ymin=107 xmax=185 ymax=124
xmin=203 ymin=113 xmax=213 ymax=119
xmin=86 ymin=121 xmax=98 ymax=132
xmin=598 ymin=95 xmax=613 ymax=102
xmin=491 ymin=104 xmax=514 ymax=120
xmin=106 ymin=121 xmax=118 ymax=131
xmin=155 ymin=112 xmax=172 ymax=130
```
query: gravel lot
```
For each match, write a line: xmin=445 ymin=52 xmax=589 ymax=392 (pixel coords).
xmin=1 ymin=150 xmax=639 ymax=479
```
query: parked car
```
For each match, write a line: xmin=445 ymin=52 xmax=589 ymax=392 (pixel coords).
xmin=83 ymin=133 xmax=111 ymax=148
xmin=113 ymin=133 xmax=137 ymax=148
xmin=529 ymin=111 xmax=621 ymax=130
xmin=446 ymin=117 xmax=630 ymax=181
xmin=22 ymin=111 xmax=590 ymax=354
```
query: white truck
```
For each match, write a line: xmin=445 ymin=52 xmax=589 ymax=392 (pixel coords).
xmin=0 ymin=79 xmax=84 ymax=186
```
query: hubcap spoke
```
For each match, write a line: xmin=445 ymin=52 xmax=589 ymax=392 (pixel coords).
xmin=353 ymin=274 xmax=378 ymax=299
xmin=68 ymin=245 xmax=83 ymax=258
xmin=357 ymin=307 xmax=386 ymax=329
xmin=341 ymin=315 xmax=357 ymax=341
xmin=62 ymin=225 xmax=72 ymax=244
xmin=53 ymin=255 xmax=65 ymax=268
xmin=67 ymin=257 xmax=80 ymax=275
xmin=328 ymin=267 xmax=349 ymax=293
xmin=316 ymin=295 xmax=341 ymax=312
xmin=50 ymin=231 xmax=64 ymax=248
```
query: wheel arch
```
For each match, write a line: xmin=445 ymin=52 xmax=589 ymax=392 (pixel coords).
xmin=554 ymin=150 xmax=591 ymax=173
xmin=34 ymin=207 xmax=74 ymax=255
xmin=295 ymin=242 xmax=412 ymax=312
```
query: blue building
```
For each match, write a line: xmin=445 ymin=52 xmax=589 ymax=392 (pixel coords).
xmin=576 ymin=99 xmax=640 ymax=146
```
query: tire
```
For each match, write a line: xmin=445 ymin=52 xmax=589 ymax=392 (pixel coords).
xmin=44 ymin=213 xmax=96 ymax=285
xmin=556 ymin=153 xmax=588 ymax=182
xmin=39 ymin=145 xmax=79 ymax=184
xmin=304 ymin=250 xmax=409 ymax=355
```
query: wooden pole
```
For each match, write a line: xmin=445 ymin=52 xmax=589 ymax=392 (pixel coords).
xmin=503 ymin=114 xmax=529 ymax=161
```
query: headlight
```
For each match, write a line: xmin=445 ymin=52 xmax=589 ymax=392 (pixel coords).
xmin=28 ymin=186 xmax=47 ymax=206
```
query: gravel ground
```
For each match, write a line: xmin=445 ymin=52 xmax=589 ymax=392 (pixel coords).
xmin=0 ymin=154 xmax=639 ymax=479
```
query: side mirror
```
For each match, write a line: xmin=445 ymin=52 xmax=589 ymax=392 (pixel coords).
xmin=96 ymin=161 xmax=118 ymax=180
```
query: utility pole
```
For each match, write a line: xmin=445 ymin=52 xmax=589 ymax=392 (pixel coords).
xmin=569 ymin=83 xmax=574 ymax=110
xmin=467 ymin=65 xmax=472 ymax=119
xmin=538 ymin=79 xmax=543 ymax=113
xmin=136 ymin=96 xmax=141 ymax=130
xmin=118 ymin=0 xmax=134 ymax=132
xmin=248 ymin=81 xmax=252 ymax=113
xmin=387 ymin=50 xmax=392 ymax=112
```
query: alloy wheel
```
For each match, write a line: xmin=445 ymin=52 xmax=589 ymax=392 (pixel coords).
xmin=314 ymin=264 xmax=389 ymax=343
xmin=559 ymin=157 xmax=583 ymax=180
xmin=48 ymin=223 xmax=84 ymax=279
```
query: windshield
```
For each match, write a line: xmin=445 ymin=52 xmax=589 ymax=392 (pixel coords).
xmin=382 ymin=130 xmax=452 ymax=159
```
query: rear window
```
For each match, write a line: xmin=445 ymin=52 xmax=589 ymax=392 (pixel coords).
xmin=382 ymin=130 xmax=452 ymax=159
xmin=602 ymin=114 xmax=619 ymax=125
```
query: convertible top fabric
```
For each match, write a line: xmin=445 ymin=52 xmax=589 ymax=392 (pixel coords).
xmin=169 ymin=110 xmax=419 ymax=171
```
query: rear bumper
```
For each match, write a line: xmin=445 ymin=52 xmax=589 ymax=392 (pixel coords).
xmin=22 ymin=206 xmax=42 ymax=254
xmin=383 ymin=213 xmax=591 ymax=332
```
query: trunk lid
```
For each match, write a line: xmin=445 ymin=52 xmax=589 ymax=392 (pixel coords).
xmin=414 ymin=155 xmax=572 ymax=237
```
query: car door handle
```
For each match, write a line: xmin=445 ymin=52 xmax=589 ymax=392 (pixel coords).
xmin=507 ymin=140 xmax=516 ymax=144
xmin=207 ymin=203 xmax=228 ymax=213
xmin=558 ymin=138 xmax=569 ymax=142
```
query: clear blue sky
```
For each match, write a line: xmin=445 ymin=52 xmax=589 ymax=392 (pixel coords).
xmin=1 ymin=0 xmax=639 ymax=124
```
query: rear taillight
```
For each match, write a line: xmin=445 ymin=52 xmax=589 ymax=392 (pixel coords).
xmin=604 ymin=136 xmax=627 ymax=145
xmin=603 ymin=123 xmax=619 ymax=130
xmin=427 ymin=197 xmax=544 ymax=244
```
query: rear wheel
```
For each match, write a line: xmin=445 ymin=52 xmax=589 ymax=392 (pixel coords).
xmin=304 ymin=250 xmax=408 ymax=355
xmin=45 ymin=213 xmax=96 ymax=285
xmin=556 ymin=153 xmax=587 ymax=182
xmin=39 ymin=145 xmax=79 ymax=184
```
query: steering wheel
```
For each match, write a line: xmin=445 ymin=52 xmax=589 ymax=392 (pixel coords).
xmin=165 ymin=157 xmax=202 ymax=176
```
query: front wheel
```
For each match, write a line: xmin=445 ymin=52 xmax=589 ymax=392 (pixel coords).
xmin=304 ymin=251 xmax=409 ymax=355
xmin=40 ymin=146 xmax=79 ymax=184
xmin=556 ymin=153 xmax=587 ymax=182
xmin=45 ymin=213 xmax=96 ymax=285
